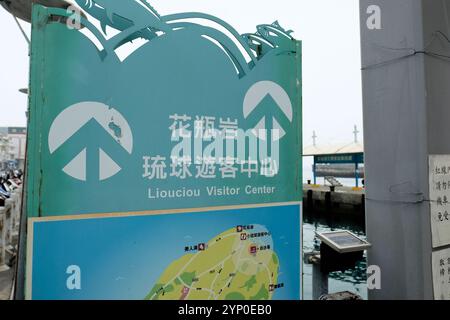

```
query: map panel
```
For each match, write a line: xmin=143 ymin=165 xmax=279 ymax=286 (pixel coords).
xmin=28 ymin=204 xmax=301 ymax=300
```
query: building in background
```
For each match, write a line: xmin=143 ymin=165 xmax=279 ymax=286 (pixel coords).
xmin=0 ymin=127 xmax=26 ymax=170
xmin=0 ymin=134 xmax=12 ymax=160
xmin=6 ymin=127 xmax=26 ymax=160
xmin=303 ymin=141 xmax=364 ymax=187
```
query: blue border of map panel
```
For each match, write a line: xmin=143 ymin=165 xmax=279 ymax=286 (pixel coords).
xmin=27 ymin=203 xmax=301 ymax=300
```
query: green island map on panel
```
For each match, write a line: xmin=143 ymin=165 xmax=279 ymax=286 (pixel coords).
xmin=145 ymin=224 xmax=279 ymax=300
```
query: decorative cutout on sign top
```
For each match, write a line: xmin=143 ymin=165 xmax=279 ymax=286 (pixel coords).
xmin=44 ymin=0 xmax=297 ymax=78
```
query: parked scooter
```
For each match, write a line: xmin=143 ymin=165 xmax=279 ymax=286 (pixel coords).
xmin=3 ymin=170 xmax=20 ymax=191
xmin=0 ymin=173 xmax=11 ymax=199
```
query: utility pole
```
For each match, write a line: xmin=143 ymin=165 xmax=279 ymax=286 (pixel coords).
xmin=360 ymin=0 xmax=450 ymax=299
xmin=353 ymin=125 xmax=359 ymax=143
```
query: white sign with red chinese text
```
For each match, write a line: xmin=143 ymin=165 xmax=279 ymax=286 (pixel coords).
xmin=432 ymin=247 xmax=450 ymax=300
xmin=429 ymin=155 xmax=450 ymax=248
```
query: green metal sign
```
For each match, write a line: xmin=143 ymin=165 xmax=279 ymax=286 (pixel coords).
xmin=25 ymin=1 xmax=302 ymax=300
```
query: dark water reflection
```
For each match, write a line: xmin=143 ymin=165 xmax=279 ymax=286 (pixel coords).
xmin=303 ymin=212 xmax=367 ymax=300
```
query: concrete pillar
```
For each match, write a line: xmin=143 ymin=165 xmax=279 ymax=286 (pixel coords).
xmin=360 ymin=0 xmax=450 ymax=299
xmin=312 ymin=263 xmax=328 ymax=300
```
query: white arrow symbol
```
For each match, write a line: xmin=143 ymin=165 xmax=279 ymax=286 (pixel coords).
xmin=243 ymin=81 xmax=293 ymax=141
xmin=49 ymin=101 xmax=133 ymax=181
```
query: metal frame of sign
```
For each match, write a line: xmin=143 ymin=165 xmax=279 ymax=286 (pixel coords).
xmin=23 ymin=2 xmax=303 ymax=300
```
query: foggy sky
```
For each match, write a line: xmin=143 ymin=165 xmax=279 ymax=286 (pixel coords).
xmin=0 ymin=0 xmax=363 ymax=147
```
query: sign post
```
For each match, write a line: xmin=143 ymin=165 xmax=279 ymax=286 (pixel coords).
xmin=24 ymin=2 xmax=302 ymax=300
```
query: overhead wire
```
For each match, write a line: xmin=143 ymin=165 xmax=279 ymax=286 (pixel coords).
xmin=362 ymin=30 xmax=450 ymax=70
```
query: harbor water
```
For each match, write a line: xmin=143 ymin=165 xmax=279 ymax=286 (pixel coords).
xmin=302 ymin=214 xmax=367 ymax=300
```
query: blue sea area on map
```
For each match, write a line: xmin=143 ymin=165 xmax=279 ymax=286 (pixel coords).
xmin=31 ymin=204 xmax=301 ymax=300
